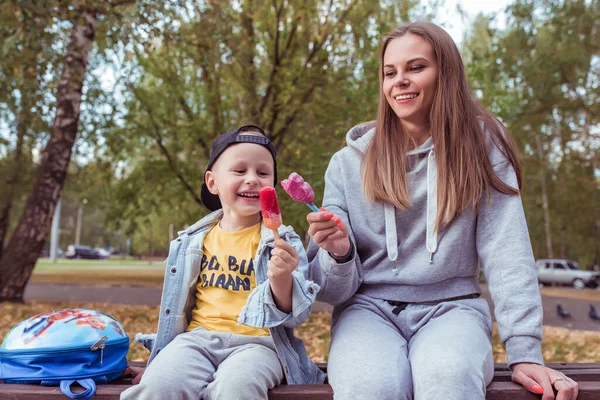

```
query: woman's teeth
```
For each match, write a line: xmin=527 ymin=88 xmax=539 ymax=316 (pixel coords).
xmin=395 ymin=93 xmax=418 ymax=100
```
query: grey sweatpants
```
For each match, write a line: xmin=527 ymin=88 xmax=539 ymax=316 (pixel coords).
xmin=120 ymin=329 xmax=283 ymax=400
xmin=327 ymin=294 xmax=494 ymax=400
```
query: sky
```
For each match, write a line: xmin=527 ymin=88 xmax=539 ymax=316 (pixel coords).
xmin=430 ymin=0 xmax=511 ymax=45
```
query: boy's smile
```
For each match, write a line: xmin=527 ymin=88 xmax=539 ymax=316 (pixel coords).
xmin=205 ymin=141 xmax=275 ymax=231
xmin=238 ymin=191 xmax=260 ymax=200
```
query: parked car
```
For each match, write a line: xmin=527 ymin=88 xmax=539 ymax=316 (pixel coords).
xmin=65 ymin=245 xmax=105 ymax=260
xmin=94 ymin=247 xmax=111 ymax=258
xmin=535 ymin=259 xmax=599 ymax=290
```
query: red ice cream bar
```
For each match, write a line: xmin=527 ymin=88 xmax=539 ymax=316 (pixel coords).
xmin=260 ymin=187 xmax=282 ymax=235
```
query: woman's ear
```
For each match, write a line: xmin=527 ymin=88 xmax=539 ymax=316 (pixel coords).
xmin=205 ymin=171 xmax=219 ymax=195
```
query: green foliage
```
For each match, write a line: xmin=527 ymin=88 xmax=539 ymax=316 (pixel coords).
xmin=464 ymin=0 xmax=599 ymax=266
xmin=98 ymin=0 xmax=428 ymax=244
xmin=3 ymin=0 xmax=596 ymax=267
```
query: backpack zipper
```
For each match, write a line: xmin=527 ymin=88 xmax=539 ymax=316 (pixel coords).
xmin=90 ymin=336 xmax=108 ymax=365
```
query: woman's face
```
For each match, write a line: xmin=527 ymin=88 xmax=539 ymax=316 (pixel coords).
xmin=382 ymin=33 xmax=438 ymax=129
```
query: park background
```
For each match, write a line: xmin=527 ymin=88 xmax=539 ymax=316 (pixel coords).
xmin=0 ymin=0 xmax=599 ymax=364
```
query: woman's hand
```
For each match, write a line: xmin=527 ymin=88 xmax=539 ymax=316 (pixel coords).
xmin=511 ymin=362 xmax=578 ymax=400
xmin=307 ymin=209 xmax=351 ymax=258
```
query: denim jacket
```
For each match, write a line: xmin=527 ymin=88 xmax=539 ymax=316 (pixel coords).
xmin=134 ymin=210 xmax=326 ymax=385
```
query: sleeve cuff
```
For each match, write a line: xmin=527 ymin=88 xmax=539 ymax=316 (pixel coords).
xmin=134 ymin=333 xmax=157 ymax=352
xmin=505 ymin=336 xmax=544 ymax=367
xmin=329 ymin=239 xmax=355 ymax=263
xmin=321 ymin=243 xmax=356 ymax=277
xmin=261 ymin=272 xmax=319 ymax=327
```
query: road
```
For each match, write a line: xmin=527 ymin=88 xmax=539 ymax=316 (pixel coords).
xmin=23 ymin=282 xmax=600 ymax=331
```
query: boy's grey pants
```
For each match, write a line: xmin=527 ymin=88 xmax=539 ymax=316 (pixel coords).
xmin=327 ymin=294 xmax=495 ymax=400
xmin=120 ymin=329 xmax=283 ymax=400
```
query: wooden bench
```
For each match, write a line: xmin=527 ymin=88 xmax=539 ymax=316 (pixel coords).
xmin=1 ymin=363 xmax=599 ymax=399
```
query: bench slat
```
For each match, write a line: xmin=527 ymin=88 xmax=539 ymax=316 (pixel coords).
xmin=496 ymin=363 xmax=600 ymax=371
xmin=492 ymin=369 xmax=600 ymax=382
xmin=2 ymin=381 xmax=600 ymax=399
xmin=268 ymin=384 xmax=333 ymax=400
xmin=267 ymin=381 xmax=600 ymax=400
xmin=485 ymin=381 xmax=600 ymax=400
xmin=2 ymin=365 xmax=599 ymax=399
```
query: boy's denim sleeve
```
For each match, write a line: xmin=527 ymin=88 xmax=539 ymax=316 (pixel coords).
xmin=134 ymin=333 xmax=157 ymax=353
xmin=239 ymin=233 xmax=320 ymax=329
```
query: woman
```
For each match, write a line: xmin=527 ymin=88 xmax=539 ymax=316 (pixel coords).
xmin=306 ymin=21 xmax=578 ymax=400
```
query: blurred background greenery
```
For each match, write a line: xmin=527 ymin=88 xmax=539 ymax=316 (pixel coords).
xmin=0 ymin=0 xmax=598 ymax=273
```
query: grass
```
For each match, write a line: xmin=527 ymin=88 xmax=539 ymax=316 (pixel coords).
xmin=1 ymin=301 xmax=599 ymax=364
xmin=36 ymin=258 xmax=163 ymax=268
xmin=30 ymin=269 xmax=164 ymax=285
xmin=31 ymin=260 xmax=165 ymax=285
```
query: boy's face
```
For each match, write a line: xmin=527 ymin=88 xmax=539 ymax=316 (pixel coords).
xmin=205 ymin=141 xmax=275 ymax=221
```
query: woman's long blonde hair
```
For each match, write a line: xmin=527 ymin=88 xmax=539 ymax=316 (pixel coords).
xmin=363 ymin=21 xmax=522 ymax=230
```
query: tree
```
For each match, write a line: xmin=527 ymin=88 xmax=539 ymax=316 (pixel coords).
xmin=0 ymin=1 xmax=60 ymax=256
xmin=0 ymin=0 xmax=137 ymax=302
xmin=464 ymin=0 xmax=600 ymax=266
xmin=102 ymin=0 xmax=430 ymax=239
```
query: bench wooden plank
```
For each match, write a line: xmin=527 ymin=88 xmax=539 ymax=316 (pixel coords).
xmin=268 ymin=384 xmax=333 ymax=400
xmin=484 ymin=381 xmax=600 ymax=400
xmin=493 ymin=368 xmax=600 ymax=382
xmin=1 ymin=364 xmax=599 ymax=399
xmin=2 ymin=381 xmax=599 ymax=400
xmin=267 ymin=382 xmax=600 ymax=400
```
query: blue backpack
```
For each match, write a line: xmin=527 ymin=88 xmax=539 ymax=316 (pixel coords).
xmin=0 ymin=308 xmax=129 ymax=399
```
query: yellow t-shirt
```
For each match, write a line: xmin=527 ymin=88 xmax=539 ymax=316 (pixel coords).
xmin=186 ymin=222 xmax=269 ymax=336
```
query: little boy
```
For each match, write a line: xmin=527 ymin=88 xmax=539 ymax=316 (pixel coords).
xmin=121 ymin=125 xmax=325 ymax=399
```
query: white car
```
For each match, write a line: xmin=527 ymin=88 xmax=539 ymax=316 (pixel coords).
xmin=536 ymin=259 xmax=599 ymax=290
xmin=94 ymin=248 xmax=111 ymax=258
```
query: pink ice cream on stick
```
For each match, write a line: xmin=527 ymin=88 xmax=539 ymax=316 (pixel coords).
xmin=281 ymin=172 xmax=319 ymax=212
xmin=260 ymin=186 xmax=282 ymax=239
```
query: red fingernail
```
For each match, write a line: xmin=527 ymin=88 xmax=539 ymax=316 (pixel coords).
xmin=532 ymin=384 xmax=543 ymax=394
xmin=334 ymin=217 xmax=341 ymax=224
xmin=319 ymin=207 xmax=326 ymax=212
xmin=337 ymin=224 xmax=343 ymax=229
xmin=324 ymin=213 xmax=333 ymax=218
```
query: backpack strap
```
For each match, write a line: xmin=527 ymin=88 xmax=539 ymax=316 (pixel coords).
xmin=59 ymin=379 xmax=96 ymax=400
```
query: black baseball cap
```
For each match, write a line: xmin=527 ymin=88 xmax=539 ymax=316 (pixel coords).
xmin=201 ymin=125 xmax=278 ymax=211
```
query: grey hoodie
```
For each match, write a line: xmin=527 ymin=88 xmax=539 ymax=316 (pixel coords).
xmin=308 ymin=121 xmax=544 ymax=366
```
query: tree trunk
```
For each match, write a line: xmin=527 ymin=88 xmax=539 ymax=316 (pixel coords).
xmin=557 ymin=121 xmax=569 ymax=260
xmin=582 ymin=116 xmax=600 ymax=265
xmin=535 ymin=134 xmax=554 ymax=259
xmin=0 ymin=11 xmax=97 ymax=302
xmin=0 ymin=96 xmax=28 ymax=258
xmin=595 ymin=155 xmax=600 ymax=265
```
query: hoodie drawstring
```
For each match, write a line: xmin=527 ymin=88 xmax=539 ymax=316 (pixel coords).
xmin=384 ymin=203 xmax=398 ymax=270
xmin=382 ymin=149 xmax=438 ymax=267
xmin=426 ymin=151 xmax=438 ymax=263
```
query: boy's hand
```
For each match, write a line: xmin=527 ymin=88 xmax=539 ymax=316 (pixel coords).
xmin=122 ymin=365 xmax=145 ymax=385
xmin=268 ymin=239 xmax=299 ymax=313
xmin=307 ymin=209 xmax=351 ymax=258
xmin=267 ymin=239 xmax=299 ymax=282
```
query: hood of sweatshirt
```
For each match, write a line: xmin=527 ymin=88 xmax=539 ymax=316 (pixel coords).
xmin=345 ymin=122 xmax=438 ymax=265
